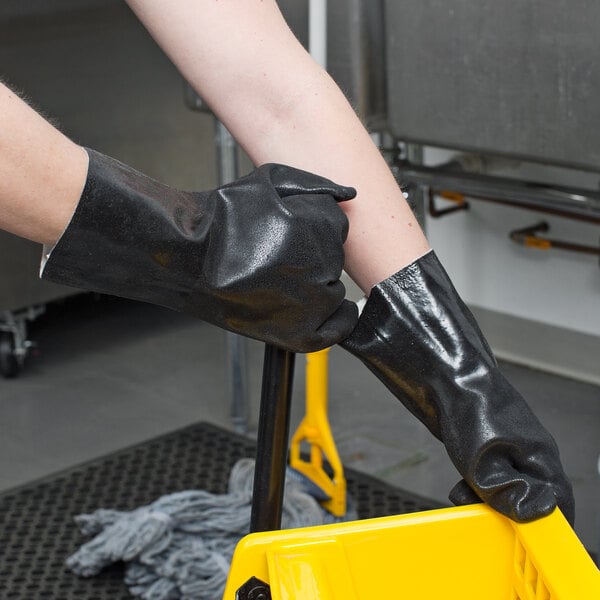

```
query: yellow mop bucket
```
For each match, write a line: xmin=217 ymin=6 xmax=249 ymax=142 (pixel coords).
xmin=224 ymin=504 xmax=600 ymax=599
xmin=243 ymin=344 xmax=599 ymax=600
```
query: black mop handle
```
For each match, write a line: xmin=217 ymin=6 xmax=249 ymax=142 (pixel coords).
xmin=250 ymin=344 xmax=296 ymax=533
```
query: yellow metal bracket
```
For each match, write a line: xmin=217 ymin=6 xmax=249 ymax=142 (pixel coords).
xmin=289 ymin=348 xmax=346 ymax=517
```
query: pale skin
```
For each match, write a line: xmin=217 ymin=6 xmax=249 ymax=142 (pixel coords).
xmin=0 ymin=0 xmax=429 ymax=293
xmin=0 ymin=83 xmax=88 ymax=247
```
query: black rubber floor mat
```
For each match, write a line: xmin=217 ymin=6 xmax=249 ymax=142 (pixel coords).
xmin=0 ymin=422 xmax=445 ymax=599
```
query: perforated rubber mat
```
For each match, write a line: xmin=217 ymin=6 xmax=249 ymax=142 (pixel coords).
xmin=0 ymin=422 xmax=444 ymax=599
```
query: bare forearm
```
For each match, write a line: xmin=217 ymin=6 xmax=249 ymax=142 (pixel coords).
xmin=0 ymin=82 xmax=88 ymax=246
xmin=126 ymin=0 xmax=429 ymax=291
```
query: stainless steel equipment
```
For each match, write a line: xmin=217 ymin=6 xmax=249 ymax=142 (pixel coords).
xmin=385 ymin=0 xmax=600 ymax=172
xmin=280 ymin=0 xmax=600 ymax=230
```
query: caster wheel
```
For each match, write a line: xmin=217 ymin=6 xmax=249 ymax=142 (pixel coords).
xmin=0 ymin=331 xmax=20 ymax=378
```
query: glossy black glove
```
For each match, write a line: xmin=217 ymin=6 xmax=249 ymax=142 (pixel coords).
xmin=42 ymin=149 xmax=358 ymax=352
xmin=341 ymin=250 xmax=574 ymax=524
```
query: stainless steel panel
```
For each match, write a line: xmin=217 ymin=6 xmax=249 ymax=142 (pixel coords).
xmin=386 ymin=1 xmax=600 ymax=170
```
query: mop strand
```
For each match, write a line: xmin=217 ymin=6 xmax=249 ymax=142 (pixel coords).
xmin=67 ymin=458 xmax=356 ymax=600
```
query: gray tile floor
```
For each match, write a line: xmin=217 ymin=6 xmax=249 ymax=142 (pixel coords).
xmin=0 ymin=294 xmax=598 ymax=555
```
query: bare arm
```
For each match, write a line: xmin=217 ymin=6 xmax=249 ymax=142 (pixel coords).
xmin=0 ymin=82 xmax=88 ymax=246
xmin=125 ymin=0 xmax=430 ymax=292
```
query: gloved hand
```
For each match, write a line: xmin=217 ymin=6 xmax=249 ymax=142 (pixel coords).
xmin=42 ymin=148 xmax=358 ymax=352
xmin=341 ymin=250 xmax=574 ymax=524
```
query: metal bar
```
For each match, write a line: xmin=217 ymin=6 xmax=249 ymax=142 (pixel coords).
xmin=397 ymin=161 xmax=600 ymax=224
xmin=404 ymin=144 xmax=427 ymax=229
xmin=309 ymin=0 xmax=327 ymax=69
xmin=510 ymin=222 xmax=600 ymax=257
xmin=215 ymin=119 xmax=239 ymax=185
xmin=227 ymin=333 xmax=249 ymax=434
xmin=428 ymin=189 xmax=470 ymax=218
xmin=250 ymin=345 xmax=296 ymax=533
xmin=214 ymin=118 xmax=250 ymax=434
xmin=546 ymin=240 xmax=600 ymax=256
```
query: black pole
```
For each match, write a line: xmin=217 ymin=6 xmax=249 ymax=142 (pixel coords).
xmin=250 ymin=344 xmax=296 ymax=533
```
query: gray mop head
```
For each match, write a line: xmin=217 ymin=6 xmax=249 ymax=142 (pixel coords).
xmin=67 ymin=458 xmax=356 ymax=600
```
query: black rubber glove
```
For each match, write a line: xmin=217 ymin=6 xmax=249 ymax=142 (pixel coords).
xmin=341 ymin=250 xmax=574 ymax=524
xmin=42 ymin=149 xmax=358 ymax=352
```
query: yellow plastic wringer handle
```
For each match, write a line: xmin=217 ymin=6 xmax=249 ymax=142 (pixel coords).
xmin=289 ymin=348 xmax=347 ymax=517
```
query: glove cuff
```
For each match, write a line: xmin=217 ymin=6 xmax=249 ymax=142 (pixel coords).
xmin=341 ymin=250 xmax=574 ymax=523
xmin=41 ymin=148 xmax=209 ymax=311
